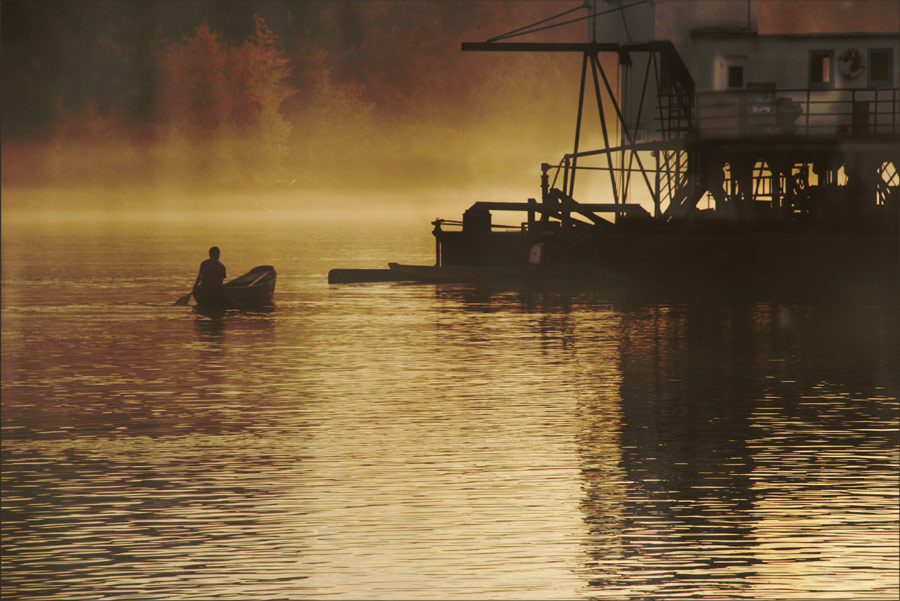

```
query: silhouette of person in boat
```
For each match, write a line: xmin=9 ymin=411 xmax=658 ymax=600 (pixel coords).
xmin=193 ymin=246 xmax=227 ymax=306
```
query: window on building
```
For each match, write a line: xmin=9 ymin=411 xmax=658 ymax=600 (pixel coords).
xmin=721 ymin=55 xmax=747 ymax=90
xmin=810 ymin=50 xmax=834 ymax=88
xmin=869 ymin=48 xmax=893 ymax=87
xmin=727 ymin=65 xmax=744 ymax=89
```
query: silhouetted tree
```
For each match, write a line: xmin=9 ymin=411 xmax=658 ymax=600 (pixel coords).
xmin=153 ymin=15 xmax=293 ymax=183
xmin=231 ymin=15 xmax=293 ymax=158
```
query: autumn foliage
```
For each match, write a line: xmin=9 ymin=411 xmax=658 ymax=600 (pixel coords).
xmin=4 ymin=15 xmax=294 ymax=189
xmin=153 ymin=16 xmax=292 ymax=184
xmin=160 ymin=17 xmax=290 ymax=143
xmin=2 ymin=3 xmax=578 ymax=195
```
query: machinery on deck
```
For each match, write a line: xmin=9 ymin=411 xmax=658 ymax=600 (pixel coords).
xmin=430 ymin=1 xmax=899 ymax=292
xmin=331 ymin=1 xmax=899 ymax=294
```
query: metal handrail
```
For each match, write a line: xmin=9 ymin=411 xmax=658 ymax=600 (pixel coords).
xmin=688 ymin=87 xmax=900 ymax=138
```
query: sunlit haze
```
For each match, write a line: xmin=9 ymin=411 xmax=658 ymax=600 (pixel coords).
xmin=2 ymin=1 xmax=587 ymax=222
xmin=2 ymin=0 xmax=896 ymax=222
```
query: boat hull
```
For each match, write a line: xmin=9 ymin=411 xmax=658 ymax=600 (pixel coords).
xmin=429 ymin=227 xmax=900 ymax=297
xmin=388 ymin=263 xmax=525 ymax=284
xmin=194 ymin=265 xmax=276 ymax=309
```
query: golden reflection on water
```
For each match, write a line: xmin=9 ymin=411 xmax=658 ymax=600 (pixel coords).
xmin=1 ymin=219 xmax=898 ymax=599
xmin=575 ymin=303 xmax=898 ymax=599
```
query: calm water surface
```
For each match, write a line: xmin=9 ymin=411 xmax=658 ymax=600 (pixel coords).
xmin=2 ymin=215 xmax=898 ymax=600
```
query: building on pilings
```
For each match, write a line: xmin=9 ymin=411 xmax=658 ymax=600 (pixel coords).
xmin=585 ymin=0 xmax=899 ymax=224
xmin=427 ymin=0 xmax=900 ymax=294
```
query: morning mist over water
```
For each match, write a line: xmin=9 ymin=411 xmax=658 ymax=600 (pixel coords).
xmin=2 ymin=0 xmax=585 ymax=220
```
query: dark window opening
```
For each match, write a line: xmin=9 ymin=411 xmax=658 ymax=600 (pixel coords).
xmin=869 ymin=48 xmax=892 ymax=86
xmin=727 ymin=65 xmax=744 ymax=89
xmin=660 ymin=53 xmax=675 ymax=92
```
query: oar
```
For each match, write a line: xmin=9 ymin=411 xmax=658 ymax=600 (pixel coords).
xmin=174 ymin=289 xmax=193 ymax=306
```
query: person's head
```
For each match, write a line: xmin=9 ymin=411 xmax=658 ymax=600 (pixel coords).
xmin=209 ymin=246 xmax=220 ymax=260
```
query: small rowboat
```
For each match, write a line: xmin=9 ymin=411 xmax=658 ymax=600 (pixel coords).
xmin=193 ymin=265 xmax=276 ymax=309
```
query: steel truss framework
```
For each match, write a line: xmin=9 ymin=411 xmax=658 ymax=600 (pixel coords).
xmin=461 ymin=41 xmax=900 ymax=231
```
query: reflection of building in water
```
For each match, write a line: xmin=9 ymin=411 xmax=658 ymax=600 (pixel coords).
xmin=577 ymin=301 xmax=899 ymax=596
xmin=579 ymin=304 xmax=761 ymax=596
xmin=576 ymin=382 xmax=629 ymax=589
xmin=742 ymin=305 xmax=899 ymax=598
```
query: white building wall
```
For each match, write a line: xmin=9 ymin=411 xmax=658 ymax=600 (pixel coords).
xmin=692 ymin=34 xmax=900 ymax=92
xmin=590 ymin=0 xmax=759 ymax=142
xmin=653 ymin=0 xmax=757 ymax=68
xmin=587 ymin=0 xmax=898 ymax=139
xmin=692 ymin=33 xmax=899 ymax=137
xmin=590 ymin=0 xmax=757 ymax=48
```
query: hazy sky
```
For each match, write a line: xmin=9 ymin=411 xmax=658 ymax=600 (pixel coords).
xmin=758 ymin=0 xmax=898 ymax=34
xmin=1 ymin=0 xmax=895 ymax=215
xmin=1 ymin=1 xmax=576 ymax=139
xmin=1 ymin=0 xmax=583 ymax=204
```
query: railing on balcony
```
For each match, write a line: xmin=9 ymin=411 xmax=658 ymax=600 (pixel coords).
xmin=692 ymin=87 xmax=899 ymax=139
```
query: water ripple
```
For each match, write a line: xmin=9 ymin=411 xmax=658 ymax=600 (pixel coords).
xmin=3 ymin=222 xmax=898 ymax=599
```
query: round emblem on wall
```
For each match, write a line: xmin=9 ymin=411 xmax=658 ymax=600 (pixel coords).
xmin=837 ymin=48 xmax=865 ymax=79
